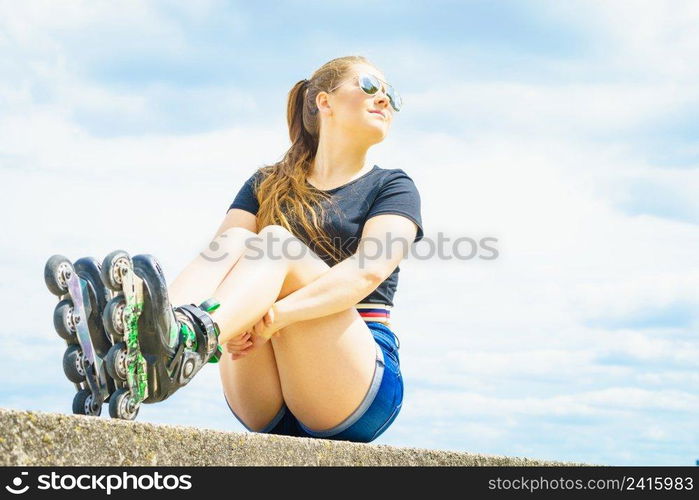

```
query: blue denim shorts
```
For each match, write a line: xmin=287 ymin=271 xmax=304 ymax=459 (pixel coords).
xmin=225 ymin=321 xmax=404 ymax=443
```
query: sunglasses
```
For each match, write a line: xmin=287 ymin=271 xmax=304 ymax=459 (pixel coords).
xmin=330 ymin=73 xmax=402 ymax=112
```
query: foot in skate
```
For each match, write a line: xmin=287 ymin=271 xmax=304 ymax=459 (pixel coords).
xmin=100 ymin=250 xmax=222 ymax=418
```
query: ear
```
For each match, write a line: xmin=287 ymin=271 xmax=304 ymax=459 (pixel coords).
xmin=315 ymin=91 xmax=332 ymax=116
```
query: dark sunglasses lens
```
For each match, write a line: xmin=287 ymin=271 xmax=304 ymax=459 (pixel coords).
xmin=359 ymin=74 xmax=381 ymax=95
xmin=387 ymin=86 xmax=402 ymax=112
xmin=359 ymin=74 xmax=401 ymax=112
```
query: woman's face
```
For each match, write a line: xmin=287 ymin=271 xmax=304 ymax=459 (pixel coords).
xmin=319 ymin=63 xmax=394 ymax=145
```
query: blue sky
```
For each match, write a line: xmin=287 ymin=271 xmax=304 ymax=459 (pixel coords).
xmin=1 ymin=0 xmax=698 ymax=465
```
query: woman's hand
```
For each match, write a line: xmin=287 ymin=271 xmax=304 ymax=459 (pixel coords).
xmin=251 ymin=303 xmax=290 ymax=341
xmin=224 ymin=331 xmax=253 ymax=360
xmin=226 ymin=304 xmax=291 ymax=361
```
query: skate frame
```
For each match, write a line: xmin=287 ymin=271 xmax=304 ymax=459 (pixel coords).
xmin=66 ymin=273 xmax=109 ymax=403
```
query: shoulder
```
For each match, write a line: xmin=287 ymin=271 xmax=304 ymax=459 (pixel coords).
xmin=251 ymin=166 xmax=271 ymax=182
xmin=373 ymin=166 xmax=420 ymax=192
xmin=242 ymin=166 xmax=271 ymax=191
xmin=374 ymin=165 xmax=416 ymax=180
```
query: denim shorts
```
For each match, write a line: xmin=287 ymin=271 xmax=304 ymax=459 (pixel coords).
xmin=224 ymin=321 xmax=404 ymax=443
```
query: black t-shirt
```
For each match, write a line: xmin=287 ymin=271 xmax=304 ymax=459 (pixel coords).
xmin=227 ymin=164 xmax=424 ymax=307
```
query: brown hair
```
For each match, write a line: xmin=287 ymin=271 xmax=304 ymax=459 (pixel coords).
xmin=254 ymin=55 xmax=374 ymax=264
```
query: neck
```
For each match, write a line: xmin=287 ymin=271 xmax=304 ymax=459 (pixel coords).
xmin=310 ymin=132 xmax=370 ymax=185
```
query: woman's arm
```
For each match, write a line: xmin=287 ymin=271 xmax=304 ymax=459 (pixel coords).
xmin=275 ymin=213 xmax=419 ymax=326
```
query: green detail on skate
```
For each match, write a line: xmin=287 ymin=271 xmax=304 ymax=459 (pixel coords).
xmin=125 ymin=351 xmax=147 ymax=401
xmin=124 ymin=298 xmax=148 ymax=403
xmin=200 ymin=298 xmax=221 ymax=313
xmin=117 ymin=263 xmax=149 ymax=406
xmin=207 ymin=344 xmax=223 ymax=364
xmin=180 ymin=322 xmax=197 ymax=350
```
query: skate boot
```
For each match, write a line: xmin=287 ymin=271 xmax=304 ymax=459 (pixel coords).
xmin=100 ymin=250 xmax=223 ymax=420
xmin=44 ymin=255 xmax=117 ymax=417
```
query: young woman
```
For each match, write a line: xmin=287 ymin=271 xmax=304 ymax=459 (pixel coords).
xmin=144 ymin=55 xmax=423 ymax=442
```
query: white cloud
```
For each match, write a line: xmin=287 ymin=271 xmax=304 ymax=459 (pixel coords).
xmin=405 ymin=82 xmax=698 ymax=137
xmin=405 ymin=387 xmax=699 ymax=419
xmin=568 ymin=0 xmax=699 ymax=80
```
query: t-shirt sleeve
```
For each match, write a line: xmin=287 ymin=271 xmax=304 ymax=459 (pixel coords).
xmin=366 ymin=169 xmax=424 ymax=243
xmin=227 ymin=170 xmax=262 ymax=215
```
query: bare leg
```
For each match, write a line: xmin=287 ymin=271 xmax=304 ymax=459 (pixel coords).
xmin=206 ymin=226 xmax=317 ymax=344
xmin=218 ymin=225 xmax=378 ymax=432
xmin=163 ymin=224 xmax=376 ymax=432
xmin=165 ymin=226 xmax=287 ymax=430
xmin=167 ymin=227 xmax=257 ymax=306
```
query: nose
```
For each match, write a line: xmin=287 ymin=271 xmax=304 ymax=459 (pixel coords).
xmin=374 ymin=89 xmax=390 ymax=110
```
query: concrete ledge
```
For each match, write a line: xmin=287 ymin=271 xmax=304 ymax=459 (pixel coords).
xmin=0 ymin=408 xmax=586 ymax=466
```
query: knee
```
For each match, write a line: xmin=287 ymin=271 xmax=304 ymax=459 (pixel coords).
xmin=257 ymin=224 xmax=292 ymax=239
xmin=257 ymin=224 xmax=300 ymax=254
xmin=258 ymin=225 xmax=324 ymax=268
xmin=201 ymin=227 xmax=258 ymax=263
xmin=215 ymin=227 xmax=261 ymax=252
xmin=220 ymin=226 xmax=257 ymax=239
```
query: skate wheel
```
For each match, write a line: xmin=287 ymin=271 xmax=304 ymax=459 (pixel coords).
xmin=53 ymin=299 xmax=77 ymax=340
xmin=44 ymin=255 xmax=74 ymax=297
xmin=73 ymin=388 xmax=102 ymax=416
xmin=62 ymin=344 xmax=86 ymax=383
xmin=109 ymin=387 xmax=139 ymax=420
xmin=105 ymin=342 xmax=128 ymax=381
xmin=101 ymin=250 xmax=132 ymax=292
xmin=103 ymin=295 xmax=126 ymax=341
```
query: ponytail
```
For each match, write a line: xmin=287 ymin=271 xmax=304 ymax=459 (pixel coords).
xmin=255 ymin=56 xmax=372 ymax=264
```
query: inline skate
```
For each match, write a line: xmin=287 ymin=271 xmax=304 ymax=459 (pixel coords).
xmin=100 ymin=250 xmax=223 ymax=420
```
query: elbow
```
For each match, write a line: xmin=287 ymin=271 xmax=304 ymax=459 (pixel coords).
xmin=360 ymin=267 xmax=387 ymax=288
xmin=350 ymin=253 xmax=390 ymax=290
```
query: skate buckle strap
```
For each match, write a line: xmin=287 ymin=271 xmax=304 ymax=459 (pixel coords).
xmin=177 ymin=303 xmax=222 ymax=363
xmin=200 ymin=298 xmax=221 ymax=313
xmin=199 ymin=299 xmax=223 ymax=364
xmin=167 ymin=304 xmax=218 ymax=385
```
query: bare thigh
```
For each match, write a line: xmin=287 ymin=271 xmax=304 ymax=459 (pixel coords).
xmin=219 ymin=225 xmax=378 ymax=432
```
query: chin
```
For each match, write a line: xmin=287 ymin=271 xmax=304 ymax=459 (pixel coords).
xmin=364 ymin=129 xmax=387 ymax=146
xmin=347 ymin=119 xmax=388 ymax=145
xmin=366 ymin=122 xmax=388 ymax=140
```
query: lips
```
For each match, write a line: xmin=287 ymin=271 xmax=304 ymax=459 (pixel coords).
xmin=369 ymin=110 xmax=385 ymax=118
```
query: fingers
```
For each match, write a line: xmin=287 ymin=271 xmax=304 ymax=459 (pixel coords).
xmin=227 ymin=342 xmax=252 ymax=354
xmin=226 ymin=335 xmax=252 ymax=347
xmin=226 ymin=332 xmax=252 ymax=354
xmin=235 ymin=331 xmax=252 ymax=343
xmin=225 ymin=331 xmax=251 ymax=345
xmin=227 ymin=312 xmax=277 ymax=358
xmin=227 ymin=340 xmax=250 ymax=350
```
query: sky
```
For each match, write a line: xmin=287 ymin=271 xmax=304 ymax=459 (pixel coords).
xmin=1 ymin=0 xmax=698 ymax=466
